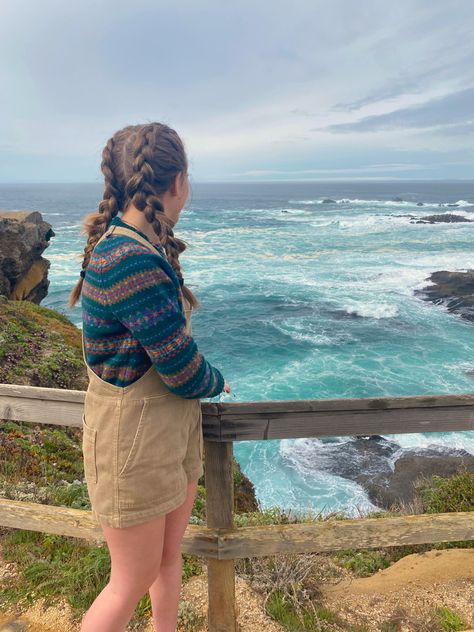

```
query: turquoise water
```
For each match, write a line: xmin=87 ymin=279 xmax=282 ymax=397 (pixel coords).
xmin=1 ymin=181 xmax=473 ymax=517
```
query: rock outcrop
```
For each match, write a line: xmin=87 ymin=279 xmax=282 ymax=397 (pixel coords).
xmin=365 ymin=455 xmax=474 ymax=509
xmin=0 ymin=210 xmax=55 ymax=304
xmin=414 ymin=269 xmax=474 ymax=323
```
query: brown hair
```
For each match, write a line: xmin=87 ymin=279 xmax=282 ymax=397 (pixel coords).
xmin=68 ymin=122 xmax=200 ymax=310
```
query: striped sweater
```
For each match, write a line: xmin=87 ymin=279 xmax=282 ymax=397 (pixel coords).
xmin=81 ymin=215 xmax=225 ymax=398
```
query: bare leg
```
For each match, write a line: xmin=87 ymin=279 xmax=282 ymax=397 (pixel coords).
xmin=149 ymin=479 xmax=199 ymax=632
xmin=80 ymin=513 xmax=167 ymax=632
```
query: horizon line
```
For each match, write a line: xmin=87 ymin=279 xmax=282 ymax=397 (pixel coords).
xmin=1 ymin=177 xmax=474 ymax=185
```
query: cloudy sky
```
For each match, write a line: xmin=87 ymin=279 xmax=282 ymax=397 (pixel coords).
xmin=1 ymin=0 xmax=473 ymax=182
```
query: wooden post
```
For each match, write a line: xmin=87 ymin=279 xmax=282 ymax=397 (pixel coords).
xmin=204 ymin=440 xmax=238 ymax=632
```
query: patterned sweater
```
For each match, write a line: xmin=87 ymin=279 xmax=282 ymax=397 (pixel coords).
xmin=81 ymin=215 xmax=225 ymax=398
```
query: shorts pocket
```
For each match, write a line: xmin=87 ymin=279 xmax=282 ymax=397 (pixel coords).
xmin=82 ymin=414 xmax=98 ymax=484
xmin=118 ymin=399 xmax=149 ymax=477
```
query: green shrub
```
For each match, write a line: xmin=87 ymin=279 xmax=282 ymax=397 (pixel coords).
xmin=334 ymin=549 xmax=390 ymax=577
xmin=265 ymin=589 xmax=340 ymax=631
xmin=416 ymin=469 xmax=474 ymax=513
xmin=435 ymin=606 xmax=468 ymax=631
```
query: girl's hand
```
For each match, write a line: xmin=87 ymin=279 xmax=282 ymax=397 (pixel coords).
xmin=223 ymin=380 xmax=231 ymax=393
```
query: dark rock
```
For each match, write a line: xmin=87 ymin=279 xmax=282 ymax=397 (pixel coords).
xmin=0 ymin=210 xmax=55 ymax=304
xmin=411 ymin=213 xmax=471 ymax=224
xmin=365 ymin=455 xmax=474 ymax=509
xmin=416 ymin=202 xmax=424 ymax=206
xmin=414 ymin=269 xmax=474 ymax=323
xmin=322 ymin=198 xmax=336 ymax=204
xmin=232 ymin=458 xmax=259 ymax=513
xmin=391 ymin=197 xmax=403 ymax=202
xmin=300 ymin=435 xmax=473 ymax=513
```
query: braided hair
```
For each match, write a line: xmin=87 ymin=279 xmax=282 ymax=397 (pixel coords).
xmin=68 ymin=123 xmax=199 ymax=310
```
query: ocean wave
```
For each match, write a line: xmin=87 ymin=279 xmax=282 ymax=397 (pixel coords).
xmin=342 ymin=301 xmax=399 ymax=319
xmin=271 ymin=319 xmax=354 ymax=346
xmin=382 ymin=431 xmax=474 ymax=456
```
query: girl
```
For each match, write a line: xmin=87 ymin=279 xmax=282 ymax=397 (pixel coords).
xmin=68 ymin=122 xmax=230 ymax=632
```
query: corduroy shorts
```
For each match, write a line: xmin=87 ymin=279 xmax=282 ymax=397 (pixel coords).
xmin=81 ymin=364 xmax=203 ymax=529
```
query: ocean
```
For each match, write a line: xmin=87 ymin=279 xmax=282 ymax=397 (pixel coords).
xmin=1 ymin=180 xmax=473 ymax=517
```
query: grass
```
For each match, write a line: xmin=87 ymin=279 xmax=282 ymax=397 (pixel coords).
xmin=0 ymin=296 xmax=87 ymax=389
xmin=435 ymin=607 xmax=468 ymax=632
xmin=265 ymin=590 xmax=341 ymax=631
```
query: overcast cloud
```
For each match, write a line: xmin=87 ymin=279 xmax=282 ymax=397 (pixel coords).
xmin=1 ymin=0 xmax=473 ymax=182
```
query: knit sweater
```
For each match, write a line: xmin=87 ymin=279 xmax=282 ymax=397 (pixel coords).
xmin=81 ymin=215 xmax=225 ymax=398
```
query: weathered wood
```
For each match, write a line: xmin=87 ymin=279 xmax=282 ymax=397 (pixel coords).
xmin=204 ymin=440 xmax=237 ymax=632
xmin=0 ymin=498 xmax=472 ymax=561
xmin=0 ymin=383 xmax=222 ymax=439
xmin=214 ymin=511 xmax=474 ymax=559
xmin=0 ymin=386 xmax=85 ymax=427
xmin=1 ymin=385 xmax=472 ymax=441
xmin=217 ymin=404 xmax=474 ymax=441
xmin=217 ymin=393 xmax=474 ymax=414
xmin=0 ymin=498 xmax=219 ymax=556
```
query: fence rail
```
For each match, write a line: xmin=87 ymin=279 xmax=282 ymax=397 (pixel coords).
xmin=1 ymin=383 xmax=473 ymax=631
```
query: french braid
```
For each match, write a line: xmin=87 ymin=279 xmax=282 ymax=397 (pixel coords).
xmin=68 ymin=132 xmax=124 ymax=308
xmin=126 ymin=125 xmax=188 ymax=291
xmin=69 ymin=122 xmax=199 ymax=310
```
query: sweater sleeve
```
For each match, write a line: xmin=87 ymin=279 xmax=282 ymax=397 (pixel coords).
xmin=106 ymin=247 xmax=225 ymax=399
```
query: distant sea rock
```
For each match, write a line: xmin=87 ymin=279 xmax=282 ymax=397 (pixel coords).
xmin=322 ymin=198 xmax=336 ymax=204
xmin=412 ymin=213 xmax=472 ymax=224
xmin=391 ymin=197 xmax=404 ymax=202
xmin=0 ymin=210 xmax=55 ymax=303
xmin=414 ymin=269 xmax=474 ymax=323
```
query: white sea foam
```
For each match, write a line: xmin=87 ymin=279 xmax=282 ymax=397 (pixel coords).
xmin=271 ymin=318 xmax=354 ymax=346
xmin=342 ymin=301 xmax=399 ymax=319
xmin=49 ymin=253 xmax=82 ymax=261
xmin=278 ymin=438 xmax=383 ymax=516
xmin=382 ymin=432 xmax=474 ymax=456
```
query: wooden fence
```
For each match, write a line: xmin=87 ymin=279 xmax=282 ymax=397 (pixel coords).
xmin=1 ymin=384 xmax=473 ymax=631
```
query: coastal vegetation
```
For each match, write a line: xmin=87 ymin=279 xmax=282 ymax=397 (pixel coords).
xmin=0 ymin=293 xmax=472 ymax=630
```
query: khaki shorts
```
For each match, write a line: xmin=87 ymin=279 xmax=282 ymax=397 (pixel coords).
xmin=81 ymin=365 xmax=203 ymax=529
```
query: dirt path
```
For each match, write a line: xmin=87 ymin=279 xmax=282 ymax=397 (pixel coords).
xmin=321 ymin=549 xmax=474 ymax=631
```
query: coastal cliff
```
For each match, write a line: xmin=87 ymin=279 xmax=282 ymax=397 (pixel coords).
xmin=0 ymin=210 xmax=55 ymax=303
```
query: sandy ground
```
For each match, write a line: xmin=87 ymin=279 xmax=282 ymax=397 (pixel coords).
xmin=0 ymin=573 xmax=283 ymax=632
xmin=1 ymin=549 xmax=473 ymax=631
xmin=321 ymin=549 xmax=474 ymax=631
